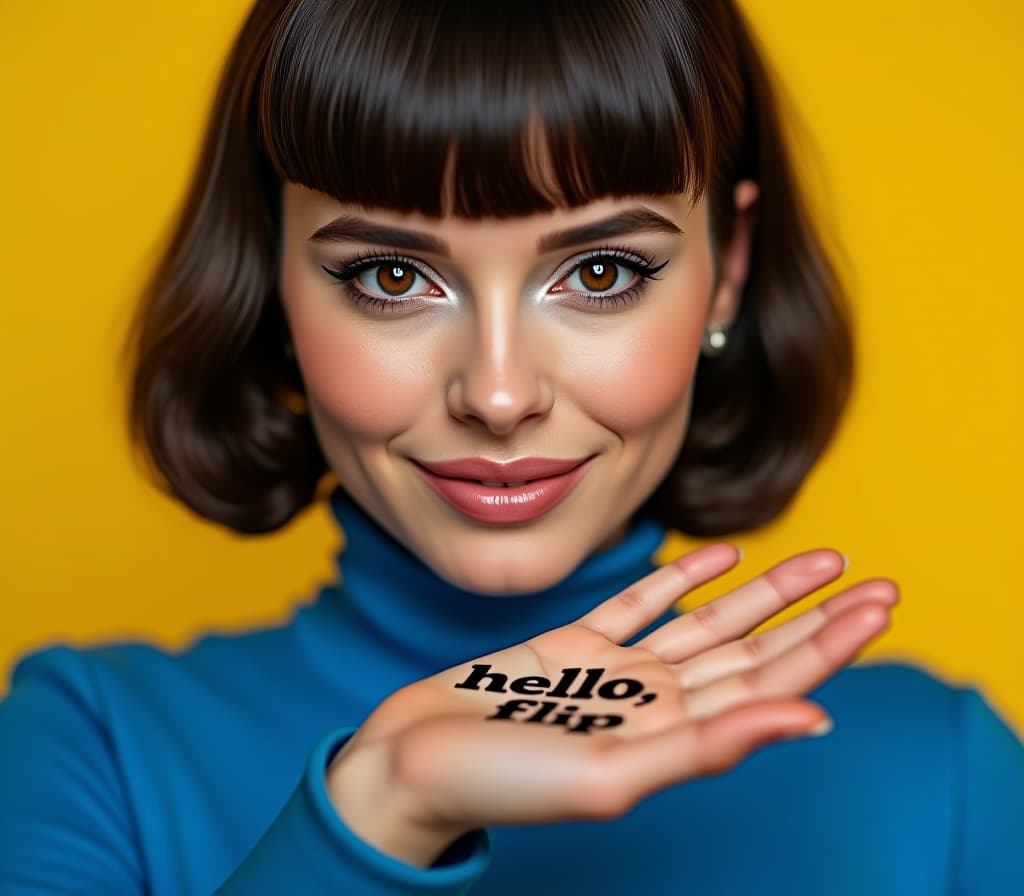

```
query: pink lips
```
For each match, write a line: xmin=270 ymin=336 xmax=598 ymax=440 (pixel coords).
xmin=414 ymin=456 xmax=592 ymax=482
xmin=411 ymin=455 xmax=597 ymax=524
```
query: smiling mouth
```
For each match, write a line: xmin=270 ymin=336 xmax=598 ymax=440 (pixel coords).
xmin=410 ymin=455 xmax=597 ymax=525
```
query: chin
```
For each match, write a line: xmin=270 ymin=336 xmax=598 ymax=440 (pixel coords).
xmin=431 ymin=547 xmax=580 ymax=597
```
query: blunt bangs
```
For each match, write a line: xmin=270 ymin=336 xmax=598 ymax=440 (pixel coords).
xmin=257 ymin=0 xmax=744 ymax=218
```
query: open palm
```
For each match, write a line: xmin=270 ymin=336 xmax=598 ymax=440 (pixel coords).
xmin=329 ymin=542 xmax=897 ymax=842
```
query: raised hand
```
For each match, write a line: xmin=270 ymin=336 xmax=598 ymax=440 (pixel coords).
xmin=325 ymin=543 xmax=898 ymax=866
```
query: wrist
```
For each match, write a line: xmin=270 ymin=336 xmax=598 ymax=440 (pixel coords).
xmin=326 ymin=741 xmax=470 ymax=868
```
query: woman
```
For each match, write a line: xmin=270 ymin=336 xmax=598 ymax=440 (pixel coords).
xmin=2 ymin=0 xmax=1021 ymax=893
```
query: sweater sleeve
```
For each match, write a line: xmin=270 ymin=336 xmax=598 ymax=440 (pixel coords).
xmin=212 ymin=726 xmax=492 ymax=895
xmin=0 ymin=648 xmax=491 ymax=896
xmin=952 ymin=686 xmax=1024 ymax=894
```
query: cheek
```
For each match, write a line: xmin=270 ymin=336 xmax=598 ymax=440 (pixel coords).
xmin=575 ymin=249 xmax=714 ymax=431
xmin=297 ymin=328 xmax=431 ymax=438
xmin=562 ymin=303 xmax=706 ymax=433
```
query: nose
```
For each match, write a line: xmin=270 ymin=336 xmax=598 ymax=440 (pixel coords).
xmin=445 ymin=292 xmax=555 ymax=436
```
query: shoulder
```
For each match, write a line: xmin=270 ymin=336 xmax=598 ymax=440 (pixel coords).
xmin=818 ymin=659 xmax=1021 ymax=733
xmin=812 ymin=659 xmax=1023 ymax=772
xmin=0 ymin=621 xmax=314 ymax=809
xmin=5 ymin=616 xmax=307 ymax=712
xmin=817 ymin=658 xmax=968 ymax=709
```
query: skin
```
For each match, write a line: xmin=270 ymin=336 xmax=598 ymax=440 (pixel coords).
xmin=279 ymin=179 xmax=760 ymax=595
xmin=277 ymin=179 xmax=900 ymax=867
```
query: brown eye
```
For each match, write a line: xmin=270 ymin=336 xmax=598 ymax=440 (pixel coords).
xmin=563 ymin=257 xmax=633 ymax=296
xmin=551 ymin=250 xmax=669 ymax=312
xmin=578 ymin=262 xmax=617 ymax=292
xmin=376 ymin=264 xmax=416 ymax=295
xmin=322 ymin=254 xmax=446 ymax=313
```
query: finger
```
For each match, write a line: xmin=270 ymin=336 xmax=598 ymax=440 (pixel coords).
xmin=674 ymin=579 xmax=900 ymax=690
xmin=680 ymin=601 xmax=891 ymax=722
xmin=572 ymin=544 xmax=740 ymax=645
xmin=633 ymin=548 xmax=847 ymax=663
xmin=583 ymin=698 xmax=829 ymax=816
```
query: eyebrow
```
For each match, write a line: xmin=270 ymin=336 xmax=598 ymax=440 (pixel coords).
xmin=306 ymin=208 xmax=683 ymax=255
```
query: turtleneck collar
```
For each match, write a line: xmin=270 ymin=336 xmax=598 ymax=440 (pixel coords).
xmin=297 ymin=486 xmax=678 ymax=704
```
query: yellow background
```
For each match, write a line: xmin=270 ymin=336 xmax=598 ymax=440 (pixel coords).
xmin=1 ymin=1 xmax=1021 ymax=734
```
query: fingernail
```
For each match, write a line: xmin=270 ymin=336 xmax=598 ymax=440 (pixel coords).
xmin=781 ymin=716 xmax=834 ymax=742
xmin=841 ymin=554 xmax=849 ymax=573
xmin=807 ymin=717 xmax=834 ymax=737
xmin=736 ymin=546 xmax=744 ymax=562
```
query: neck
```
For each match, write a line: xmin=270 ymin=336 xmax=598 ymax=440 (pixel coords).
xmin=294 ymin=486 xmax=675 ymax=705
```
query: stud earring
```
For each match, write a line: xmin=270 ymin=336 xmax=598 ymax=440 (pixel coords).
xmin=700 ymin=323 xmax=728 ymax=358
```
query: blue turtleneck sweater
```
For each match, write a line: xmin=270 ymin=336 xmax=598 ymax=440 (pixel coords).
xmin=2 ymin=487 xmax=1022 ymax=894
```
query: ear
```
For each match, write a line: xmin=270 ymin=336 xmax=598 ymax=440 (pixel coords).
xmin=707 ymin=179 xmax=759 ymax=329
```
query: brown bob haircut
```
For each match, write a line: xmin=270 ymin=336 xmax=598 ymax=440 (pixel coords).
xmin=122 ymin=0 xmax=854 ymax=538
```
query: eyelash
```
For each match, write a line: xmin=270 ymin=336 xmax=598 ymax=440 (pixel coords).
xmin=320 ymin=245 xmax=670 ymax=315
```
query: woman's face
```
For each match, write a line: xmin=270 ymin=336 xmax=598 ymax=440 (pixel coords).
xmin=279 ymin=179 xmax=757 ymax=595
